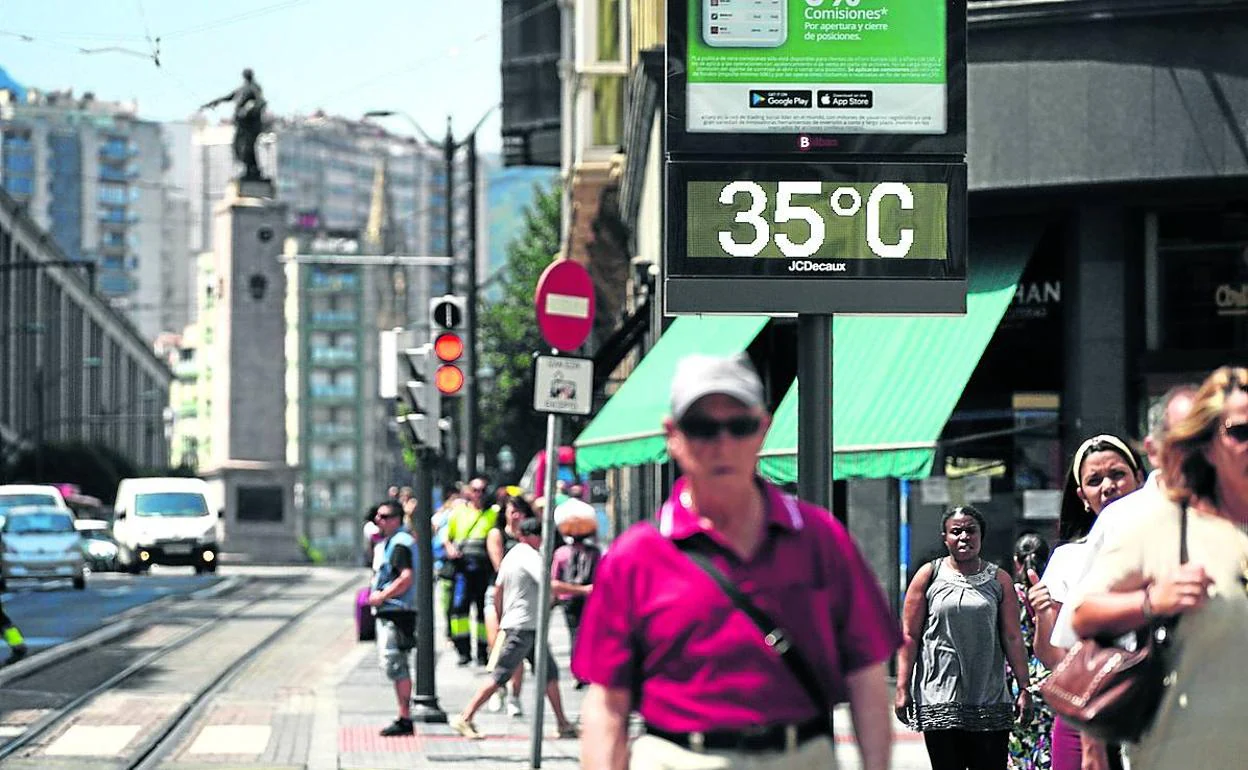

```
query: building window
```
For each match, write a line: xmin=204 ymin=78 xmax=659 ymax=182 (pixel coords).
xmin=591 ymin=75 xmax=625 ymax=148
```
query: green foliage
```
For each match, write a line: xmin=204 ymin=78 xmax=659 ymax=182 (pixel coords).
xmin=4 ymin=441 xmax=138 ymax=503
xmin=478 ymin=183 xmax=563 ymax=483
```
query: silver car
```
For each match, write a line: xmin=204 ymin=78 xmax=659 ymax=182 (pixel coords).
xmin=0 ymin=506 xmax=87 ymax=590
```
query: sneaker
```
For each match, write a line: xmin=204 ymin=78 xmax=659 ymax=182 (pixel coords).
xmin=487 ymin=690 xmax=504 ymax=712
xmin=449 ymin=715 xmax=483 ymax=740
xmin=456 ymin=655 xmax=472 ymax=667
xmin=507 ymin=695 xmax=523 ymax=718
xmin=7 ymin=645 xmax=27 ymax=664
xmin=379 ymin=717 xmax=413 ymax=737
xmin=557 ymin=723 xmax=579 ymax=739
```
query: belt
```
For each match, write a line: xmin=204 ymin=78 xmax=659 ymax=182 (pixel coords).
xmin=644 ymin=716 xmax=831 ymax=754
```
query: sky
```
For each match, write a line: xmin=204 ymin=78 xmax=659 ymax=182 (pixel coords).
xmin=0 ymin=0 xmax=507 ymax=150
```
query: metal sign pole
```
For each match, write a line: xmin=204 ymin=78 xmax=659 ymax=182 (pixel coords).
xmin=797 ymin=314 xmax=833 ymax=513
xmin=529 ymin=406 xmax=560 ymax=768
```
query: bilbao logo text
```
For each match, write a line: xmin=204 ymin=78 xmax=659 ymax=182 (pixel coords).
xmin=789 ymin=260 xmax=847 ymax=272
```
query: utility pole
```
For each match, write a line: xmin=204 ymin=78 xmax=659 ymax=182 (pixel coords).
xmin=411 ymin=445 xmax=447 ymax=722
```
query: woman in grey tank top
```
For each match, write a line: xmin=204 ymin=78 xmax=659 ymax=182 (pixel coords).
xmin=895 ymin=506 xmax=1033 ymax=769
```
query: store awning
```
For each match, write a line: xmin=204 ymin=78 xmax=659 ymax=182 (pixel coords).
xmin=574 ymin=314 xmax=769 ymax=472
xmin=757 ymin=225 xmax=1035 ymax=483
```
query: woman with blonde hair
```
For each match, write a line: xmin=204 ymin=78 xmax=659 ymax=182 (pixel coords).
xmin=1072 ymin=365 xmax=1248 ymax=769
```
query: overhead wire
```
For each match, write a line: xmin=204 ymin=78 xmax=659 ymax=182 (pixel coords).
xmin=318 ymin=0 xmax=556 ymax=104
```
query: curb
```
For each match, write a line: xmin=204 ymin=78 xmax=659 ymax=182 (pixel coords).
xmin=0 ymin=616 xmax=138 ymax=688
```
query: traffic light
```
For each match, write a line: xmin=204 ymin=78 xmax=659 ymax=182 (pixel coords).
xmin=397 ymin=343 xmax=441 ymax=450
xmin=429 ymin=295 xmax=468 ymax=397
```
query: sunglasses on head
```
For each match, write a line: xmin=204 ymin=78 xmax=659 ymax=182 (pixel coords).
xmin=678 ymin=414 xmax=762 ymax=440
xmin=376 ymin=510 xmax=400 ymax=519
xmin=1224 ymin=420 xmax=1248 ymax=443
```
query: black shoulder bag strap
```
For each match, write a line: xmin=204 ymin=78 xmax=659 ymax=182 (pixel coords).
xmin=673 ymin=538 xmax=833 ymax=723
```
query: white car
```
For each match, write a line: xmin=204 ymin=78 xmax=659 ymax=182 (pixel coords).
xmin=0 ymin=505 xmax=87 ymax=590
xmin=0 ymin=484 xmax=71 ymax=524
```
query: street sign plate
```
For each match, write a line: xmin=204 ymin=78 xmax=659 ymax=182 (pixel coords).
xmin=535 ymin=260 xmax=595 ymax=352
xmin=532 ymin=355 xmax=593 ymax=416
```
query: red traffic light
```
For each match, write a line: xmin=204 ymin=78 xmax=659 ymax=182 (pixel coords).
xmin=434 ymin=364 xmax=465 ymax=395
xmin=433 ymin=332 xmax=464 ymax=362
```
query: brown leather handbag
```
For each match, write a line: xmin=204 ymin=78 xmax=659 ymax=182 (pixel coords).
xmin=1039 ymin=507 xmax=1186 ymax=743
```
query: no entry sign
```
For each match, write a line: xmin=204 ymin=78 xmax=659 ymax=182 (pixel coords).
xmin=535 ymin=260 xmax=595 ymax=352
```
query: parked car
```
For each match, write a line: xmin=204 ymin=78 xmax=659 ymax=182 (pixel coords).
xmin=0 ymin=505 xmax=87 ymax=591
xmin=75 ymin=519 xmax=119 ymax=572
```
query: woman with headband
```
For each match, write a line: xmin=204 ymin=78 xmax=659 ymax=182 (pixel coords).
xmin=1026 ymin=433 xmax=1144 ymax=770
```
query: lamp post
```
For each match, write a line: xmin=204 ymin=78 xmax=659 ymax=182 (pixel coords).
xmin=361 ymin=107 xmax=498 ymax=484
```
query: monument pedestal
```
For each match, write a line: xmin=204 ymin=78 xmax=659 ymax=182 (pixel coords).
xmin=202 ymin=462 xmax=303 ymax=563
xmin=205 ymin=179 xmax=302 ymax=563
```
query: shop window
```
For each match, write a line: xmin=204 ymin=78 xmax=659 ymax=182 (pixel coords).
xmin=1151 ymin=207 xmax=1248 ymax=353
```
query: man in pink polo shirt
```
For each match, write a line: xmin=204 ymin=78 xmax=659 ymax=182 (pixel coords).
xmin=572 ymin=353 xmax=900 ymax=770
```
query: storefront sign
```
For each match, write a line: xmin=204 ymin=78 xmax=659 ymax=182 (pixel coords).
xmin=665 ymin=159 xmax=966 ymax=313
xmin=666 ymin=0 xmax=967 ymax=155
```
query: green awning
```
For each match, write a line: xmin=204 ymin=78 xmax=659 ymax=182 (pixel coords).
xmin=574 ymin=315 xmax=768 ymax=472
xmin=757 ymin=226 xmax=1035 ymax=483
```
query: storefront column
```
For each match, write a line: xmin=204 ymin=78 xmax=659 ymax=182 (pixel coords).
xmin=1063 ymin=205 xmax=1130 ymax=458
xmin=847 ymin=478 xmax=901 ymax=614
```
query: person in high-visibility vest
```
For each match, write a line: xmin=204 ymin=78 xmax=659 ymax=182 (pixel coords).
xmin=1 ymin=597 xmax=27 ymax=664
xmin=444 ymin=478 xmax=495 ymax=665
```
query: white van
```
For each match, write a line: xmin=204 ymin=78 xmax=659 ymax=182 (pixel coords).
xmin=113 ymin=477 xmax=221 ymax=574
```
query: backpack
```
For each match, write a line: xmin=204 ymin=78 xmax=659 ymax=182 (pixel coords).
xmin=561 ymin=542 xmax=601 ymax=586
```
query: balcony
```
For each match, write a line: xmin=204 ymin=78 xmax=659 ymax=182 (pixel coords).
xmin=307 ymin=274 xmax=360 ymax=293
xmin=173 ymin=360 xmax=198 ymax=380
xmin=98 ymin=207 xmax=138 ymax=224
xmin=98 ymin=166 xmax=138 ymax=183
xmin=98 ymin=142 xmax=137 ymax=161
xmin=177 ymin=401 xmax=198 ymax=418
xmin=308 ymin=384 xmax=357 ymax=402
xmin=308 ymin=459 xmax=356 ymax=475
xmin=310 ymin=422 xmax=357 ymax=439
xmin=309 ymin=346 xmax=357 ymax=365
xmin=308 ymin=310 xmax=358 ymax=329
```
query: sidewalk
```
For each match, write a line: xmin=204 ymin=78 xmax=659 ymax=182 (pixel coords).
xmin=321 ymin=595 xmax=930 ymax=769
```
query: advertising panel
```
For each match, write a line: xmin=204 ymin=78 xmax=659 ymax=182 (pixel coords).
xmin=667 ymin=0 xmax=966 ymax=155
xmin=664 ymin=160 xmax=966 ymax=313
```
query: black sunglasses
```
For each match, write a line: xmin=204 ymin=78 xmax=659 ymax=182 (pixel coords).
xmin=1224 ymin=420 xmax=1248 ymax=443
xmin=376 ymin=510 xmax=400 ymax=519
xmin=678 ymin=415 xmax=762 ymax=440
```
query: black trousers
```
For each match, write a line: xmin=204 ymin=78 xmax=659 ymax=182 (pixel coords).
xmin=923 ymin=729 xmax=1009 ymax=770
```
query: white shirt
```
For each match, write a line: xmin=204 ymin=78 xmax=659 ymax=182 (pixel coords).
xmin=496 ymin=541 xmax=543 ymax=631
xmin=1050 ymin=471 xmax=1175 ymax=647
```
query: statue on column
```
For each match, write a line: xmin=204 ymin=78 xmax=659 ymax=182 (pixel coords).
xmin=202 ymin=68 xmax=268 ymax=181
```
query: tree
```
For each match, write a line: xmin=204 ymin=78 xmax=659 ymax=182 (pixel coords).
xmin=478 ymin=184 xmax=587 ymax=484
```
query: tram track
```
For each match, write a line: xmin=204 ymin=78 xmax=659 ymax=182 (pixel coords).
xmin=0 ymin=570 xmax=361 ymax=769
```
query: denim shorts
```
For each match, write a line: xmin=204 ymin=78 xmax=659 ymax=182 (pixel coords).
xmin=376 ymin=616 xmax=413 ymax=682
xmin=492 ymin=628 xmax=558 ymax=687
